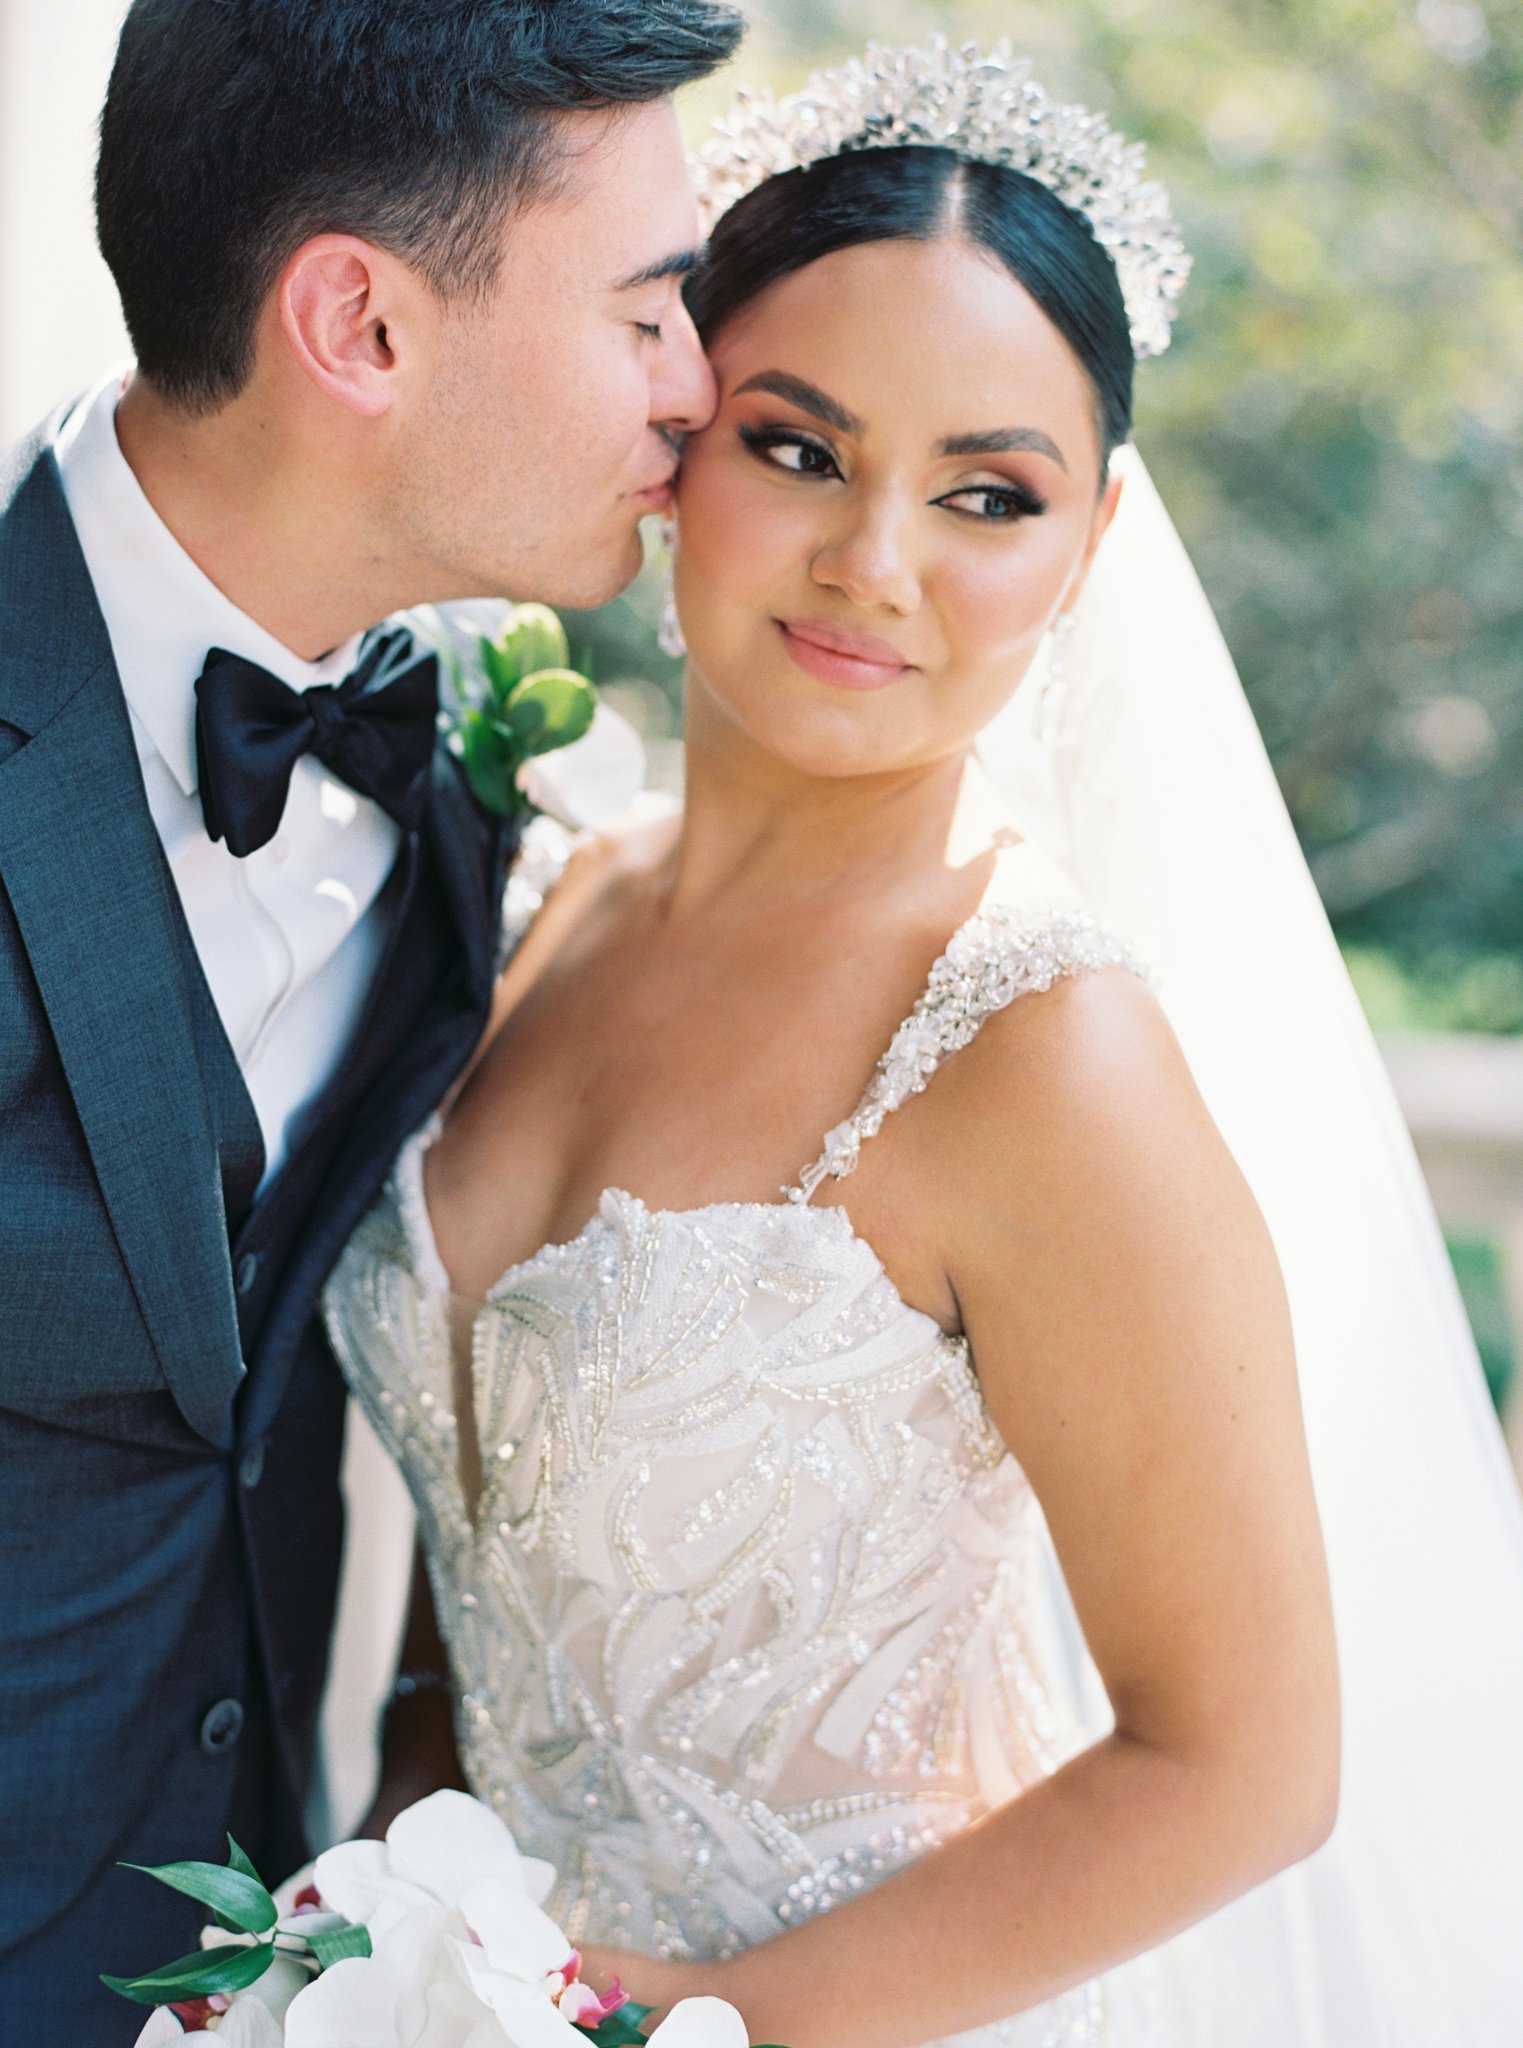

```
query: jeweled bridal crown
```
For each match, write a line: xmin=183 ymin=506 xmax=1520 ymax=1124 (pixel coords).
xmin=694 ymin=35 xmax=1191 ymax=360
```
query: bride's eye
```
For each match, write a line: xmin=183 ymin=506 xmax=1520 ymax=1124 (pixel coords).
xmin=935 ymin=480 xmax=1049 ymax=522
xmin=738 ymin=424 xmax=842 ymax=479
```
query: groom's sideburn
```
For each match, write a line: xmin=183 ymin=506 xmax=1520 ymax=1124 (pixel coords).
xmin=0 ymin=415 xmax=516 ymax=2041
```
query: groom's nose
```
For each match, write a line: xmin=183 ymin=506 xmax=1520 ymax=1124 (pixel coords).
xmin=651 ymin=294 xmax=718 ymax=435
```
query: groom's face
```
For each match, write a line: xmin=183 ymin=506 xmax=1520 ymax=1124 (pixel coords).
xmin=398 ymin=100 xmax=715 ymax=609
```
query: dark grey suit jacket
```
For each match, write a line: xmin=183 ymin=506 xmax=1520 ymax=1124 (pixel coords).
xmin=0 ymin=411 xmax=514 ymax=2040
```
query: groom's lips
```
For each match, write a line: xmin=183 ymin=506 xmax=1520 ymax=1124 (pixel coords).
xmin=632 ymin=468 xmax=678 ymax=513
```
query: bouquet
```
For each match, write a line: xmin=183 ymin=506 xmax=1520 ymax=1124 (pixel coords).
xmin=112 ymin=1790 xmax=781 ymax=2047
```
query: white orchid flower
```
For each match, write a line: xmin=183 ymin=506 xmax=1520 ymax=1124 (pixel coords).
xmin=131 ymin=1795 xmax=759 ymax=2048
xmin=314 ymin=1790 xmax=556 ymax=1928
xmin=516 ymin=702 xmax=647 ymax=829
xmin=447 ymin=1880 xmax=592 ymax=2048
xmin=295 ymin=1792 xmax=566 ymax=2048
xmin=646 ymin=1997 xmax=754 ymax=2047
xmin=133 ymin=2013 xmax=185 ymax=2046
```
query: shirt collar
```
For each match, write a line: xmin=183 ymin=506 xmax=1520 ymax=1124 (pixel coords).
xmin=54 ymin=367 xmax=364 ymax=798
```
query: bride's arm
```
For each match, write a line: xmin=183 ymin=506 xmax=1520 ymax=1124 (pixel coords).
xmin=358 ymin=1546 xmax=466 ymax=1839
xmin=596 ymin=966 xmax=1339 ymax=2046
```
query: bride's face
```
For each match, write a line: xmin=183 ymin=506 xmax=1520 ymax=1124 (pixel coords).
xmin=673 ymin=233 xmax=1123 ymax=780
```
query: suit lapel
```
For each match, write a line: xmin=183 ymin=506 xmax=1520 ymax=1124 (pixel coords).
xmin=0 ymin=437 xmax=244 ymax=1445
xmin=426 ymin=744 xmax=514 ymax=1014
xmin=237 ymin=753 xmax=514 ymax=1440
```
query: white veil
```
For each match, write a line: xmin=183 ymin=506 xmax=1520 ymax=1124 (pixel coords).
xmin=977 ymin=446 xmax=1523 ymax=2042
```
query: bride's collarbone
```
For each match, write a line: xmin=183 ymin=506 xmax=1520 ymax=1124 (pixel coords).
xmin=429 ymin=839 xmax=1086 ymax=1320
xmin=426 ymin=943 xmax=972 ymax=1326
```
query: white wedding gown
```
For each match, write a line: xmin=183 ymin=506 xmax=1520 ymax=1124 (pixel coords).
xmin=323 ymin=826 xmax=1265 ymax=2046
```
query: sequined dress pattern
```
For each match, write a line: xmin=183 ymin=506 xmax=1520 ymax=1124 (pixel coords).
xmin=324 ymin=827 xmax=1217 ymax=2046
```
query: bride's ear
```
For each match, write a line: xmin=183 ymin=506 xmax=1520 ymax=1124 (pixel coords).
xmin=276 ymin=234 xmax=412 ymax=419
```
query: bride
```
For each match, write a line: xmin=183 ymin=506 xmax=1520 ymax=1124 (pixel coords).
xmin=324 ymin=43 xmax=1523 ymax=2047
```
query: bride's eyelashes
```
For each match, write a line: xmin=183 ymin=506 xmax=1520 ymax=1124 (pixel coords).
xmin=736 ymin=422 xmax=1048 ymax=522
xmin=737 ymin=422 xmax=841 ymax=477
xmin=934 ymin=479 xmax=1049 ymax=522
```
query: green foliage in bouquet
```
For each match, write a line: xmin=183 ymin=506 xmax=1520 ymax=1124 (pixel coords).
xmin=584 ymin=2005 xmax=784 ymax=2048
xmin=102 ymin=1836 xmax=370 ymax=2007
xmin=452 ymin=603 xmax=596 ymax=817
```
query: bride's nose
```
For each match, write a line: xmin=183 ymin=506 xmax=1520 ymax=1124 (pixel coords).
xmin=809 ymin=494 xmax=922 ymax=616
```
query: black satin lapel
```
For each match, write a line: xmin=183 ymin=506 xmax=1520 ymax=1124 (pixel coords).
xmin=427 ymin=749 xmax=517 ymax=1011
xmin=0 ymin=672 xmax=246 ymax=1446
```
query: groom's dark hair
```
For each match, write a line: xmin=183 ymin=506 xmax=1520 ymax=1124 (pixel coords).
xmin=96 ymin=0 xmax=744 ymax=413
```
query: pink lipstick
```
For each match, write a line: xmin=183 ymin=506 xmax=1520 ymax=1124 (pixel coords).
xmin=776 ymin=617 xmax=913 ymax=691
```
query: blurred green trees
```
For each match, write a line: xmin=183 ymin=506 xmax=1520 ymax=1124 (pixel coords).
xmin=574 ymin=0 xmax=1522 ymax=1021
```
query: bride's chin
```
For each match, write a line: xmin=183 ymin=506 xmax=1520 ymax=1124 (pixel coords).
xmin=720 ymin=703 xmax=930 ymax=784
xmin=685 ymin=648 xmax=945 ymax=782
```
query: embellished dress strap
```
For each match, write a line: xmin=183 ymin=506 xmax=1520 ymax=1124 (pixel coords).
xmin=782 ymin=903 xmax=1145 ymax=1205
xmin=497 ymin=812 xmax=581 ymax=969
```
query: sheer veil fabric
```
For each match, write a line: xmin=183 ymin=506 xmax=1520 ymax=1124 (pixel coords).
xmin=977 ymin=447 xmax=1523 ymax=2041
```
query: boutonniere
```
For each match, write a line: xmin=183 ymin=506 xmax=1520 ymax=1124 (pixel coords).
xmin=408 ymin=600 xmax=646 ymax=828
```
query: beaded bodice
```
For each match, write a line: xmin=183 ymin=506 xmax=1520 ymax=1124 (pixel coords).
xmin=324 ymin=828 xmax=1167 ymax=2045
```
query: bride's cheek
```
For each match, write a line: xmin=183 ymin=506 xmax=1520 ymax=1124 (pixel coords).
xmin=679 ymin=470 xmax=815 ymax=621
xmin=961 ymin=533 xmax=1072 ymax=662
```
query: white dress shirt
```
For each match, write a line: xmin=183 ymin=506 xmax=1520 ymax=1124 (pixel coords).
xmin=55 ymin=368 xmax=401 ymax=1186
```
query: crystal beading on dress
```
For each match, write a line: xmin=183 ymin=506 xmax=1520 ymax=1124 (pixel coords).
xmin=323 ymin=827 xmax=1219 ymax=2046
xmin=785 ymin=895 xmax=1143 ymax=1205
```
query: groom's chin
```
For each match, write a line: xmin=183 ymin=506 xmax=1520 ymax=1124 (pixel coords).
xmin=537 ymin=524 xmax=649 ymax=614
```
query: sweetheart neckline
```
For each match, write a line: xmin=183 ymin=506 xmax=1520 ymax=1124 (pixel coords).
xmin=393 ymin=1124 xmax=962 ymax=1347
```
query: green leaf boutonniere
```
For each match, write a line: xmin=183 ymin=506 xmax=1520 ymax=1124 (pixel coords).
xmin=410 ymin=600 xmax=646 ymax=827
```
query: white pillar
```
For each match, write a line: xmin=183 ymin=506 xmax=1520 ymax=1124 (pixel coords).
xmin=0 ymin=0 xmax=131 ymax=444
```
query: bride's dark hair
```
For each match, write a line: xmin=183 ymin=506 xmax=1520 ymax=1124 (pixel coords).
xmin=686 ymin=146 xmax=1134 ymax=471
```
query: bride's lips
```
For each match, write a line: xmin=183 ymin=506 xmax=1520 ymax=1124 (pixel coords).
xmin=776 ymin=617 xmax=914 ymax=691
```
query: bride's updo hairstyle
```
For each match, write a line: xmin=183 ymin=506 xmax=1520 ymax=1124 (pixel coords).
xmin=685 ymin=144 xmax=1134 ymax=476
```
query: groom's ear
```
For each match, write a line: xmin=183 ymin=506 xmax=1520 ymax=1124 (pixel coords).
xmin=276 ymin=234 xmax=414 ymax=419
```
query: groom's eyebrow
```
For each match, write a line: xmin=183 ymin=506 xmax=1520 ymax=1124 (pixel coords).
xmin=613 ymin=249 xmax=701 ymax=290
xmin=732 ymin=371 xmax=865 ymax=436
xmin=938 ymin=426 xmax=1069 ymax=471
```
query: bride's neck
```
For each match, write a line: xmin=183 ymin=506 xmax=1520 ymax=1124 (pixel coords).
xmin=665 ymin=684 xmax=1005 ymax=923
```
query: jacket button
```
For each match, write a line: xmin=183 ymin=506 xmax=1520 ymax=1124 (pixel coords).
xmin=238 ymin=1442 xmax=265 ymax=1490
xmin=200 ymin=1698 xmax=245 ymax=1756
xmin=236 ymin=1253 xmax=260 ymax=1296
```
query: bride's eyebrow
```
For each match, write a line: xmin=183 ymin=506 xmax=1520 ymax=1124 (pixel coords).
xmin=732 ymin=370 xmax=865 ymax=436
xmin=938 ymin=426 xmax=1068 ymax=472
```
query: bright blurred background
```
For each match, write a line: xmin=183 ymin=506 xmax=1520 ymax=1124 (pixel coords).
xmin=3 ymin=0 xmax=1520 ymax=1467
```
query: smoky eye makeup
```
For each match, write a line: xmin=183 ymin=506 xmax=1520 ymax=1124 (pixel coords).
xmin=934 ymin=477 xmax=1049 ymax=521
xmin=736 ymin=422 xmax=842 ymax=477
xmin=735 ymin=419 xmax=1050 ymax=520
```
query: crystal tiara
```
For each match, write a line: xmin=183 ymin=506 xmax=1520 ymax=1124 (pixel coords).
xmin=693 ymin=36 xmax=1191 ymax=360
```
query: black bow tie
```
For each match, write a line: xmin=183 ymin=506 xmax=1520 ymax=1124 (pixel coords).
xmin=194 ymin=626 xmax=439 ymax=858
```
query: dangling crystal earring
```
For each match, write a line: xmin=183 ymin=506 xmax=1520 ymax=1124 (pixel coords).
xmin=1035 ymin=610 xmax=1076 ymax=742
xmin=657 ymin=519 xmax=686 ymax=659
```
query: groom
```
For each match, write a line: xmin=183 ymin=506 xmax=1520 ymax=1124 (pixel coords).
xmin=0 ymin=0 xmax=740 ymax=2034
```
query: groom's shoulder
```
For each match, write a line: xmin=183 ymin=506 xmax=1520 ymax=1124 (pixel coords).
xmin=0 ymin=399 xmax=83 ymax=591
xmin=0 ymin=397 xmax=111 ymax=739
xmin=0 ymin=399 xmax=76 ymax=515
